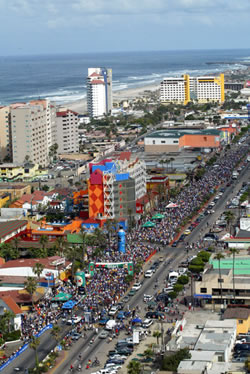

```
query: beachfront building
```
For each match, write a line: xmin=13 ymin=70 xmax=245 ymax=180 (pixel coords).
xmin=144 ymin=129 xmax=221 ymax=153
xmin=160 ymin=74 xmax=225 ymax=105
xmin=10 ymin=100 xmax=56 ymax=167
xmin=0 ymin=106 xmax=12 ymax=162
xmin=87 ymin=68 xmax=112 ymax=118
xmin=56 ymin=108 xmax=79 ymax=154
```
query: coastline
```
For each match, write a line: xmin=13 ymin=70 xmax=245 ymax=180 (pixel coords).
xmin=54 ymin=64 xmax=250 ymax=115
xmin=62 ymin=82 xmax=161 ymax=115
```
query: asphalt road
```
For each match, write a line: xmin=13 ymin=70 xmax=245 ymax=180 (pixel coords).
xmin=4 ymin=148 xmax=249 ymax=373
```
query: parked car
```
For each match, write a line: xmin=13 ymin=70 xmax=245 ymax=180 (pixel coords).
xmin=132 ymin=282 xmax=142 ymax=291
xmin=145 ymin=311 xmax=165 ymax=319
xmin=99 ymin=330 xmax=109 ymax=339
xmin=109 ymin=306 xmax=119 ymax=316
xmin=142 ymin=319 xmax=153 ymax=328
xmin=143 ymin=294 xmax=153 ymax=302
xmin=144 ymin=270 xmax=154 ymax=278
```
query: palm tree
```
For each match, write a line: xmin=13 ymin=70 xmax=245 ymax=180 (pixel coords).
xmin=79 ymin=227 xmax=88 ymax=264
xmin=127 ymin=360 xmax=141 ymax=374
xmin=169 ymin=157 xmax=175 ymax=172
xmin=143 ymin=348 xmax=154 ymax=360
xmin=224 ymin=211 xmax=235 ymax=235
xmin=55 ymin=236 xmax=67 ymax=257
xmin=215 ymin=253 xmax=225 ymax=308
xmin=30 ymin=336 xmax=40 ymax=371
xmin=229 ymin=248 xmax=239 ymax=303
xmin=153 ymin=330 xmax=162 ymax=345
xmin=33 ymin=263 xmax=45 ymax=283
xmin=51 ymin=324 xmax=61 ymax=345
xmin=24 ymin=276 xmax=37 ymax=308
xmin=39 ymin=235 xmax=49 ymax=257
xmin=12 ymin=236 xmax=21 ymax=251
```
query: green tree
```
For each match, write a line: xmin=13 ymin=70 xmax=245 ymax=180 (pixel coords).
xmin=127 ymin=360 xmax=141 ymax=374
xmin=153 ymin=330 xmax=162 ymax=345
xmin=30 ymin=336 xmax=40 ymax=371
xmin=143 ymin=348 xmax=154 ymax=360
xmin=39 ymin=235 xmax=49 ymax=257
xmin=0 ymin=243 xmax=20 ymax=261
xmin=162 ymin=348 xmax=191 ymax=371
xmin=0 ymin=310 xmax=15 ymax=334
xmin=24 ymin=276 xmax=37 ymax=308
xmin=55 ymin=236 xmax=67 ymax=257
xmin=229 ymin=248 xmax=239 ymax=303
xmin=215 ymin=253 xmax=225 ymax=307
xmin=33 ymin=263 xmax=45 ymax=282
xmin=224 ymin=211 xmax=235 ymax=234
xmin=51 ymin=324 xmax=61 ymax=345
xmin=12 ymin=236 xmax=21 ymax=251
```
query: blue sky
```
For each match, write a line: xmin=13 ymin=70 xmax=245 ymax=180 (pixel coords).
xmin=0 ymin=0 xmax=250 ymax=55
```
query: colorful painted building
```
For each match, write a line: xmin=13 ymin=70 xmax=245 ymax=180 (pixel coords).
xmin=88 ymin=159 xmax=136 ymax=220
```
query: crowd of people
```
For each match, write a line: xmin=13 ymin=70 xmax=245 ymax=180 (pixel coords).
xmin=1 ymin=142 xmax=248 ymax=370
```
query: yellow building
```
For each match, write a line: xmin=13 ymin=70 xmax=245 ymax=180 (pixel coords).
xmin=0 ymin=162 xmax=47 ymax=182
xmin=160 ymin=73 xmax=224 ymax=105
xmin=224 ymin=308 xmax=250 ymax=334
xmin=0 ymin=193 xmax=10 ymax=208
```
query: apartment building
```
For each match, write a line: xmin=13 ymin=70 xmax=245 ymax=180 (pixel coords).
xmin=10 ymin=102 xmax=48 ymax=167
xmin=160 ymin=74 xmax=224 ymax=105
xmin=87 ymin=68 xmax=112 ymax=118
xmin=117 ymin=152 xmax=147 ymax=200
xmin=0 ymin=106 xmax=12 ymax=162
xmin=56 ymin=108 xmax=79 ymax=154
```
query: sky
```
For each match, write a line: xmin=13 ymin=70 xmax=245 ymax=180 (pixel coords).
xmin=0 ymin=0 xmax=250 ymax=55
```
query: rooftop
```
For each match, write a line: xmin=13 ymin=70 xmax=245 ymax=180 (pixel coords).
xmin=0 ymin=220 xmax=27 ymax=239
xmin=224 ymin=307 xmax=250 ymax=320
xmin=146 ymin=129 xmax=221 ymax=139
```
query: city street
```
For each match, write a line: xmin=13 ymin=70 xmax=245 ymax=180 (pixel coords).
xmin=3 ymin=142 xmax=249 ymax=374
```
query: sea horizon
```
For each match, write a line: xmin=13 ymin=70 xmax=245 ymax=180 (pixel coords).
xmin=0 ymin=48 xmax=250 ymax=106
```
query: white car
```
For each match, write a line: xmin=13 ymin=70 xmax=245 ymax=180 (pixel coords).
xmin=66 ymin=316 xmax=81 ymax=325
xmin=143 ymin=294 xmax=153 ymax=302
xmin=144 ymin=270 xmax=154 ymax=278
xmin=142 ymin=319 xmax=153 ymax=328
xmin=108 ymin=306 xmax=118 ymax=316
xmin=132 ymin=282 xmax=142 ymax=291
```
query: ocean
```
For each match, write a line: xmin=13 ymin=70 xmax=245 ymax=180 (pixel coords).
xmin=0 ymin=49 xmax=249 ymax=106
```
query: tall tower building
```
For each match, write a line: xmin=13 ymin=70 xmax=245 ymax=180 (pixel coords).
xmin=87 ymin=68 xmax=112 ymax=118
xmin=10 ymin=101 xmax=49 ymax=167
xmin=0 ymin=106 xmax=12 ymax=162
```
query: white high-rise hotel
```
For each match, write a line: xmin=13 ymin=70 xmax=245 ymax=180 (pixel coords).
xmin=87 ymin=68 xmax=112 ymax=118
xmin=160 ymin=74 xmax=225 ymax=105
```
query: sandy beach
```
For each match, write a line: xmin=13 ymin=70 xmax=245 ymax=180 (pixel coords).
xmin=63 ymin=82 xmax=161 ymax=114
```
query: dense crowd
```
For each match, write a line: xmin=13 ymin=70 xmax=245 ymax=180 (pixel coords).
xmin=1 ymin=143 xmax=247 ymax=369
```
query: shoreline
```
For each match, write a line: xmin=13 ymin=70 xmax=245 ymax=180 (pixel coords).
xmin=52 ymin=64 xmax=250 ymax=115
xmin=62 ymin=81 xmax=161 ymax=114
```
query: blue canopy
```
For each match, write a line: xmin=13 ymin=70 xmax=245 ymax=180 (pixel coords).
xmin=62 ymin=300 xmax=77 ymax=309
xmin=132 ymin=318 xmax=142 ymax=323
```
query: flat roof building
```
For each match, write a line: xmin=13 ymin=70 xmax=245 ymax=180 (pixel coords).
xmin=144 ymin=129 xmax=221 ymax=153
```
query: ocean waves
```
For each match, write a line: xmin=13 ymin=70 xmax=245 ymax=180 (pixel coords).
xmin=0 ymin=49 xmax=249 ymax=105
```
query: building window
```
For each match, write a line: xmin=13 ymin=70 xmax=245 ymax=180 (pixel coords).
xmin=161 ymin=141 xmax=166 ymax=144
xmin=173 ymin=140 xmax=178 ymax=144
xmin=152 ymin=140 xmax=155 ymax=145
xmin=238 ymin=320 xmax=243 ymax=324
xmin=200 ymin=288 xmax=207 ymax=293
